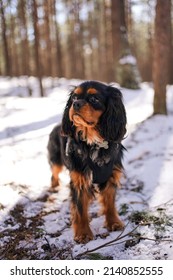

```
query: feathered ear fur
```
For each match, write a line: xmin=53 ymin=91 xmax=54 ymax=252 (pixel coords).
xmin=61 ymin=94 xmax=74 ymax=136
xmin=99 ymin=86 xmax=127 ymax=142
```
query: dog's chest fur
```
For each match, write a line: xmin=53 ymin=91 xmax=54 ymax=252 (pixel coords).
xmin=64 ymin=137 xmax=119 ymax=185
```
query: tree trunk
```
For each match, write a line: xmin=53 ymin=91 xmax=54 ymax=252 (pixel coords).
xmin=10 ymin=14 xmax=20 ymax=76
xmin=18 ymin=0 xmax=30 ymax=76
xmin=111 ymin=0 xmax=140 ymax=88
xmin=52 ymin=0 xmax=63 ymax=77
xmin=153 ymin=0 xmax=171 ymax=115
xmin=104 ymin=0 xmax=114 ymax=82
xmin=0 ymin=0 xmax=11 ymax=76
xmin=32 ymin=0 xmax=44 ymax=97
xmin=44 ymin=0 xmax=52 ymax=76
xmin=73 ymin=1 xmax=85 ymax=79
xmin=98 ymin=0 xmax=108 ymax=82
xmin=111 ymin=0 xmax=121 ymax=76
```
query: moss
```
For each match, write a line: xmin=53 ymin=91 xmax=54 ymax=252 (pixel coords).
xmin=129 ymin=209 xmax=172 ymax=234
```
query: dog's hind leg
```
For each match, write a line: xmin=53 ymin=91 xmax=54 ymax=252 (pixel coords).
xmin=51 ymin=164 xmax=63 ymax=188
xmin=47 ymin=125 xmax=63 ymax=188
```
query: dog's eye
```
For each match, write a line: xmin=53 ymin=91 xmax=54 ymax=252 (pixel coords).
xmin=89 ymin=96 xmax=99 ymax=104
xmin=72 ymin=95 xmax=78 ymax=101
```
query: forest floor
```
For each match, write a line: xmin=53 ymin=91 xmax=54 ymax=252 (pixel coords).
xmin=0 ymin=77 xmax=173 ymax=260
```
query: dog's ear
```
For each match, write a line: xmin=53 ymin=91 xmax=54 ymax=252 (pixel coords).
xmin=99 ymin=86 xmax=127 ymax=142
xmin=61 ymin=94 xmax=73 ymax=136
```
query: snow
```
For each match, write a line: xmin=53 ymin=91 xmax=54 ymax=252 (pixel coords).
xmin=119 ymin=55 xmax=137 ymax=65
xmin=0 ymin=76 xmax=173 ymax=260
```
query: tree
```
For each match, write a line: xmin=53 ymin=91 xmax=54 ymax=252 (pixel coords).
xmin=32 ymin=0 xmax=44 ymax=97
xmin=152 ymin=0 xmax=172 ymax=115
xmin=111 ymin=0 xmax=140 ymax=88
xmin=18 ymin=0 xmax=30 ymax=75
xmin=128 ymin=0 xmax=154 ymax=82
xmin=43 ymin=0 xmax=52 ymax=76
xmin=52 ymin=0 xmax=63 ymax=77
xmin=0 ymin=0 xmax=11 ymax=75
xmin=10 ymin=4 xmax=20 ymax=76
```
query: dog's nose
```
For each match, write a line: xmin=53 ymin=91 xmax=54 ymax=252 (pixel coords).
xmin=73 ymin=100 xmax=85 ymax=111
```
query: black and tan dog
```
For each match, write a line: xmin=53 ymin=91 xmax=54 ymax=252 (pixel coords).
xmin=47 ymin=81 xmax=127 ymax=243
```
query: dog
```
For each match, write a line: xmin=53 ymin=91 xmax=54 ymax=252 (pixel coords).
xmin=47 ymin=81 xmax=127 ymax=243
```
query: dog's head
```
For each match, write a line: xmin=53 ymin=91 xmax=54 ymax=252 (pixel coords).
xmin=62 ymin=81 xmax=126 ymax=144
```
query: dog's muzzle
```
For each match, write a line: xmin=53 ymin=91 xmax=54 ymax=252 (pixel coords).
xmin=73 ymin=100 xmax=86 ymax=111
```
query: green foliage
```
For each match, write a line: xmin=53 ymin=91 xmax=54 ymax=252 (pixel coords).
xmin=129 ymin=208 xmax=172 ymax=236
xmin=83 ymin=253 xmax=113 ymax=260
xmin=119 ymin=203 xmax=129 ymax=215
xmin=116 ymin=63 xmax=140 ymax=89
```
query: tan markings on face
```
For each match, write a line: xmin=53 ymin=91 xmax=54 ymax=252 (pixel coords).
xmin=69 ymin=103 xmax=102 ymax=127
xmin=69 ymin=103 xmax=104 ymax=144
xmin=87 ymin=88 xmax=98 ymax=94
xmin=74 ymin=87 xmax=83 ymax=94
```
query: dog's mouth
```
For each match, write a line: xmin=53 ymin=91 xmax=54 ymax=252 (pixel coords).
xmin=72 ymin=113 xmax=95 ymax=127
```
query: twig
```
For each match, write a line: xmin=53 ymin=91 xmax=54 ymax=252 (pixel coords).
xmin=106 ymin=236 xmax=172 ymax=247
xmin=139 ymin=236 xmax=172 ymax=242
xmin=105 ymin=238 xmax=135 ymax=247
xmin=74 ymin=224 xmax=139 ymax=259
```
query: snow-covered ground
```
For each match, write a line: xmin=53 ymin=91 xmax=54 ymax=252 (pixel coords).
xmin=0 ymin=76 xmax=173 ymax=260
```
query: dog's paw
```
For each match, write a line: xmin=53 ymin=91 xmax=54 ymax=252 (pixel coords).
xmin=106 ymin=217 xmax=124 ymax=231
xmin=51 ymin=175 xmax=60 ymax=188
xmin=74 ymin=233 xmax=93 ymax=244
xmin=74 ymin=228 xmax=93 ymax=243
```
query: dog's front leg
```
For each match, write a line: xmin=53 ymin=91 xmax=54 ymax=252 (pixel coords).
xmin=99 ymin=184 xmax=124 ymax=231
xmin=99 ymin=169 xmax=124 ymax=231
xmin=70 ymin=171 xmax=93 ymax=243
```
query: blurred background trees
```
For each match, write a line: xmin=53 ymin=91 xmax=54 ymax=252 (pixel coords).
xmin=0 ymin=0 xmax=172 ymax=103
xmin=153 ymin=0 xmax=171 ymax=115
